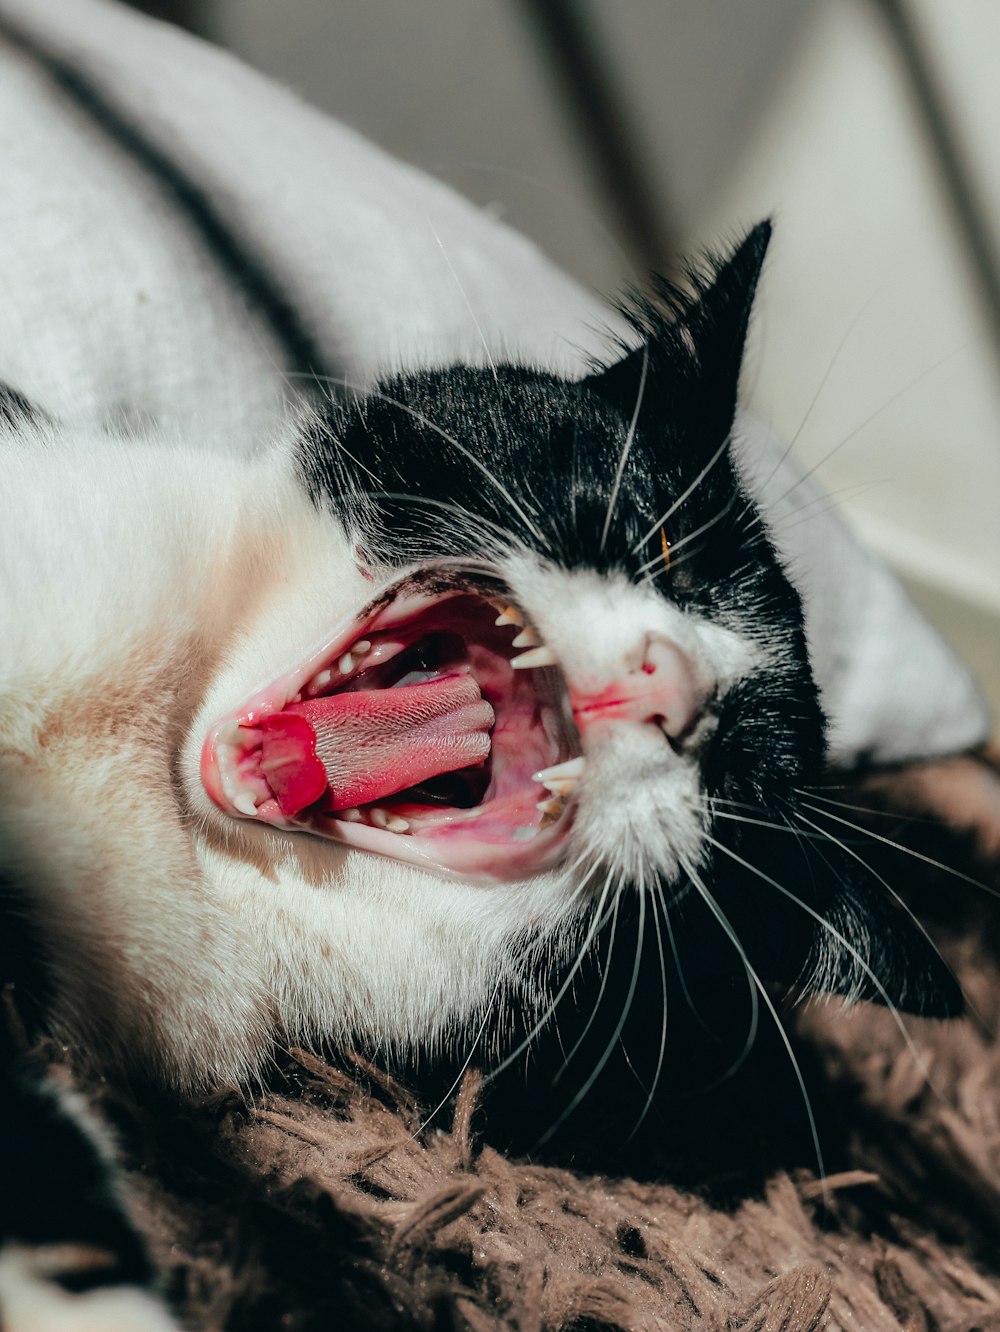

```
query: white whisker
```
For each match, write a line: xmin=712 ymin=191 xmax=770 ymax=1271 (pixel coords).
xmin=631 ymin=434 xmax=732 ymax=556
xmin=682 ymin=855 xmax=827 ymax=1188
xmin=600 ymin=345 xmax=648 ymax=552
xmin=536 ymin=877 xmax=647 ymax=1146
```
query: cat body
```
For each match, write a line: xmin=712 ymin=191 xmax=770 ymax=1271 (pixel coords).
xmin=0 ymin=227 xmax=966 ymax=1111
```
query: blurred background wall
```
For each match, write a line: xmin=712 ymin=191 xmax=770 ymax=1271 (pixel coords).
xmin=130 ymin=0 xmax=1000 ymax=712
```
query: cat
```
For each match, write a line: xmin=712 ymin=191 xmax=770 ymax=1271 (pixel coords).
xmin=0 ymin=221 xmax=963 ymax=1318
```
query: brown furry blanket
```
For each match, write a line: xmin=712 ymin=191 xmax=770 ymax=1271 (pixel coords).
xmin=22 ymin=754 xmax=1000 ymax=1331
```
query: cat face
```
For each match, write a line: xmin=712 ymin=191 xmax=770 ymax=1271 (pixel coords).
xmin=190 ymin=223 xmax=959 ymax=1071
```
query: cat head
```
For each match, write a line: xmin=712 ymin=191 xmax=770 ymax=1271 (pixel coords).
xmin=194 ymin=222 xmax=960 ymax=1065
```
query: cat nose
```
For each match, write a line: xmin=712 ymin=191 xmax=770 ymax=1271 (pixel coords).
xmin=570 ymin=637 xmax=702 ymax=745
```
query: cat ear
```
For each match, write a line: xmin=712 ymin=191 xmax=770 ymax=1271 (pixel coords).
xmin=796 ymin=865 xmax=963 ymax=1018
xmin=582 ymin=221 xmax=772 ymax=440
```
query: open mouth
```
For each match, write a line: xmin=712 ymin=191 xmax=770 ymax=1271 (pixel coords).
xmin=200 ymin=573 xmax=582 ymax=880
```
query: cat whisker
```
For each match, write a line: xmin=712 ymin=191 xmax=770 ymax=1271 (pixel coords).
xmin=600 ymin=345 xmax=648 ymax=552
xmin=412 ymin=973 xmax=505 ymax=1139
xmin=631 ymin=434 xmax=732 ymax=557
xmin=792 ymin=807 xmax=976 ymax=1032
xmin=681 ymin=854 xmax=828 ymax=1190
xmin=482 ymin=858 xmax=611 ymax=1085
xmin=362 ymin=490 xmax=525 ymax=553
xmin=536 ymin=874 xmax=647 ymax=1146
xmin=733 ymin=295 xmax=878 ymax=530
xmin=425 ymin=218 xmax=499 ymax=382
xmin=553 ymin=868 xmax=627 ymax=1082
xmin=290 ymin=371 xmax=551 ymax=548
xmin=710 ymin=809 xmax=831 ymax=839
xmin=754 ymin=338 xmax=976 ymax=520
xmin=797 ymin=800 xmax=1000 ymax=903
xmin=799 ymin=789 xmax=938 ymax=827
xmin=634 ymin=491 xmax=740 ymax=580
xmin=622 ymin=872 xmax=670 ymax=1143
xmin=703 ymin=828 xmax=938 ymax=1095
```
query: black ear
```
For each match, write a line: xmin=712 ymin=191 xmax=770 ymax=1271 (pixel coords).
xmin=582 ymin=219 xmax=772 ymax=442
xmin=796 ymin=860 xmax=964 ymax=1018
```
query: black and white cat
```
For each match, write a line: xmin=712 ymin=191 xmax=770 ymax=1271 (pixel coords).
xmin=0 ymin=216 xmax=978 ymax=1327
xmin=0 ymin=223 xmax=961 ymax=1091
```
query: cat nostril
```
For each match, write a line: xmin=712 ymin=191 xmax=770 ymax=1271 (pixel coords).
xmin=570 ymin=637 xmax=704 ymax=743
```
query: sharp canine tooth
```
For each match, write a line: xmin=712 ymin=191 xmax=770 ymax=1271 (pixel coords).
xmin=218 ymin=721 xmax=242 ymax=746
xmin=234 ymin=792 xmax=258 ymax=816
xmin=495 ymin=605 xmax=524 ymax=627
xmin=369 ymin=808 xmax=389 ymax=828
xmin=533 ymin=757 xmax=586 ymax=787
xmin=511 ymin=627 xmax=540 ymax=648
xmin=385 ymin=815 xmax=410 ymax=832
xmin=536 ymin=797 xmax=564 ymax=814
xmin=338 ymin=652 xmax=355 ymax=674
xmin=511 ymin=646 xmax=556 ymax=669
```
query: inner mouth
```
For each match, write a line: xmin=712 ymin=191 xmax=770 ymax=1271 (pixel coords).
xmin=200 ymin=579 xmax=582 ymax=880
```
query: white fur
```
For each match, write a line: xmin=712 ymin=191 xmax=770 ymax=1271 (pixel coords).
xmin=0 ymin=1247 xmax=180 ymax=1332
xmin=1 ymin=421 xmax=760 ymax=1086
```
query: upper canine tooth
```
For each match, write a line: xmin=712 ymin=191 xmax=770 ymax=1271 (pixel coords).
xmin=511 ymin=627 xmax=540 ymax=649
xmin=495 ymin=605 xmax=524 ymax=628
xmin=511 ymin=646 xmax=556 ymax=670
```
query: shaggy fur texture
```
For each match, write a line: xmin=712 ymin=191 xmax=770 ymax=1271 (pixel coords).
xmin=8 ymin=754 xmax=998 ymax=1331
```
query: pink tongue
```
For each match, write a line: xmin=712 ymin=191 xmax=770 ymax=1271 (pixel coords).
xmin=258 ymin=672 xmax=495 ymax=816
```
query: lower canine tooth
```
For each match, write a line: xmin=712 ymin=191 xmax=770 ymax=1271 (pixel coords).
xmin=511 ymin=646 xmax=556 ymax=670
xmin=533 ymin=757 xmax=586 ymax=786
xmin=385 ymin=815 xmax=410 ymax=832
xmin=234 ymin=792 xmax=258 ymax=816
xmin=536 ymin=797 xmax=564 ymax=816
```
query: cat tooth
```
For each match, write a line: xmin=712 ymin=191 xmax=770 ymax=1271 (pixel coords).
xmin=385 ymin=815 xmax=410 ymax=833
xmin=233 ymin=792 xmax=258 ymax=817
xmin=536 ymin=797 xmax=565 ymax=815
xmin=369 ymin=807 xmax=389 ymax=828
xmin=353 ymin=639 xmax=372 ymax=656
xmin=511 ymin=626 xmax=540 ymax=649
xmin=533 ymin=756 xmax=586 ymax=784
xmin=536 ymin=796 xmax=565 ymax=827
xmin=311 ymin=669 xmax=332 ymax=693
xmin=338 ymin=652 xmax=355 ymax=675
xmin=533 ymin=756 xmax=586 ymax=795
xmin=218 ymin=721 xmax=242 ymax=746
xmin=494 ymin=605 xmax=524 ymax=628
xmin=339 ymin=807 xmax=363 ymax=822
xmin=511 ymin=646 xmax=557 ymax=670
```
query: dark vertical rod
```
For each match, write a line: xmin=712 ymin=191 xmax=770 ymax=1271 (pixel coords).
xmin=513 ymin=0 xmax=677 ymax=278
xmin=869 ymin=0 xmax=1000 ymax=370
